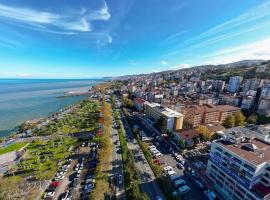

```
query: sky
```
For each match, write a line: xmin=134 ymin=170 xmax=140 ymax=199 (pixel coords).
xmin=0 ymin=0 xmax=270 ymax=78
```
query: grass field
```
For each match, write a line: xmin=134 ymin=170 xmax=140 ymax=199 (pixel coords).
xmin=0 ymin=142 xmax=28 ymax=155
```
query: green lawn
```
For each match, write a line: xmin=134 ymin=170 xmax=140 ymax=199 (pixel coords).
xmin=0 ymin=142 xmax=28 ymax=155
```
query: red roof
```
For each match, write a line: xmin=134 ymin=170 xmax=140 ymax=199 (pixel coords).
xmin=177 ymin=129 xmax=200 ymax=141
xmin=134 ymin=97 xmax=146 ymax=104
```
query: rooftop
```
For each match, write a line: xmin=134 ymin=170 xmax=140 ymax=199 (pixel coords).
xmin=182 ymin=104 xmax=240 ymax=115
xmin=216 ymin=137 xmax=270 ymax=165
xmin=146 ymin=102 xmax=183 ymax=117
xmin=176 ymin=129 xmax=200 ymax=141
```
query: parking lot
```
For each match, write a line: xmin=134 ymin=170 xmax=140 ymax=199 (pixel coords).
xmin=43 ymin=141 xmax=99 ymax=200
xmin=130 ymin=115 xmax=211 ymax=200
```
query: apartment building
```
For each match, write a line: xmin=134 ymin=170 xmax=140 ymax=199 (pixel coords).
xmin=182 ymin=104 xmax=240 ymax=127
xmin=206 ymin=136 xmax=270 ymax=200
xmin=258 ymin=84 xmax=270 ymax=116
xmin=242 ymin=79 xmax=261 ymax=93
xmin=133 ymin=97 xmax=146 ymax=112
xmin=228 ymin=76 xmax=243 ymax=93
xmin=144 ymin=102 xmax=183 ymax=131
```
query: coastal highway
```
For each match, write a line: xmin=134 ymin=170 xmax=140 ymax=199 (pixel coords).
xmin=119 ymin=110 xmax=166 ymax=200
xmin=111 ymin=126 xmax=126 ymax=200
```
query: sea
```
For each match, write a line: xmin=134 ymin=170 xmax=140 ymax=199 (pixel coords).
xmin=0 ymin=79 xmax=104 ymax=137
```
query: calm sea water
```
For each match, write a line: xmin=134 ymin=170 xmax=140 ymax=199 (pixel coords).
xmin=0 ymin=79 xmax=103 ymax=137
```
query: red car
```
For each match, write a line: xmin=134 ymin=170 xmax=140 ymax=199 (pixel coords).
xmin=51 ymin=181 xmax=60 ymax=187
xmin=153 ymin=159 xmax=161 ymax=165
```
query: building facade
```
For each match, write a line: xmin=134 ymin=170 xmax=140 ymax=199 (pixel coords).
xmin=144 ymin=102 xmax=183 ymax=131
xmin=206 ymin=137 xmax=270 ymax=200
xmin=182 ymin=104 xmax=240 ymax=128
xmin=228 ymin=76 xmax=243 ymax=93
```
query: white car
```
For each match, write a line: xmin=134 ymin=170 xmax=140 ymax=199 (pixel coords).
xmin=163 ymin=166 xmax=173 ymax=172
xmin=178 ymin=185 xmax=190 ymax=194
xmin=154 ymin=152 xmax=162 ymax=158
xmin=151 ymin=149 xmax=160 ymax=154
xmin=149 ymin=145 xmax=156 ymax=150
xmin=45 ymin=191 xmax=55 ymax=198
xmin=167 ymin=170 xmax=176 ymax=176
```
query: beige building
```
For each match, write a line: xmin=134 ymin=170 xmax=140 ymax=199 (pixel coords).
xmin=182 ymin=104 xmax=240 ymax=128
xmin=144 ymin=102 xmax=183 ymax=131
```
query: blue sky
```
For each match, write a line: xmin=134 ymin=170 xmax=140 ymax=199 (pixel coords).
xmin=0 ymin=0 xmax=270 ymax=78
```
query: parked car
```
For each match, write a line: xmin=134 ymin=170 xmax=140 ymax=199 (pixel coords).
xmin=204 ymin=189 xmax=216 ymax=200
xmin=195 ymin=180 xmax=204 ymax=189
xmin=44 ymin=191 xmax=55 ymax=198
xmin=155 ymin=196 xmax=163 ymax=200
xmin=118 ymin=175 xmax=123 ymax=185
xmin=174 ymin=179 xmax=186 ymax=188
xmin=176 ymin=163 xmax=184 ymax=169
xmin=178 ymin=185 xmax=190 ymax=194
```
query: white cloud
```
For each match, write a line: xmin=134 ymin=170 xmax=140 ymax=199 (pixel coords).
xmin=161 ymin=61 xmax=167 ymax=65
xmin=203 ymin=37 xmax=270 ymax=64
xmin=0 ymin=2 xmax=111 ymax=33
xmin=88 ymin=1 xmax=111 ymax=21
xmin=166 ymin=1 xmax=270 ymax=57
xmin=107 ymin=35 xmax=113 ymax=43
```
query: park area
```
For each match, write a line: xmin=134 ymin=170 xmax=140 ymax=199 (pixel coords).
xmin=0 ymin=99 xmax=101 ymax=200
xmin=0 ymin=142 xmax=28 ymax=155
xmin=23 ymin=99 xmax=100 ymax=136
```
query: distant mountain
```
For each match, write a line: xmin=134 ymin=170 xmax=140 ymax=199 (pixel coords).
xmin=115 ymin=59 xmax=269 ymax=79
xmin=216 ymin=59 xmax=267 ymax=68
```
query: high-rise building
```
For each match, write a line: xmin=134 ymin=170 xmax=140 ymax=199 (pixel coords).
xmin=258 ymin=84 xmax=270 ymax=116
xmin=228 ymin=76 xmax=243 ymax=93
xmin=242 ymin=79 xmax=261 ymax=93
xmin=206 ymin=136 xmax=270 ymax=200
xmin=212 ymin=80 xmax=225 ymax=92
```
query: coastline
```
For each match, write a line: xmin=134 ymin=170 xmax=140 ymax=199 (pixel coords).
xmin=0 ymin=80 xmax=108 ymax=138
xmin=0 ymin=96 xmax=86 ymax=138
xmin=0 ymin=79 xmax=109 ymax=138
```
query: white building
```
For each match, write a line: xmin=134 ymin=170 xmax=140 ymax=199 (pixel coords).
xmin=228 ymin=76 xmax=243 ymax=93
xmin=144 ymin=102 xmax=183 ymax=131
xmin=206 ymin=136 xmax=270 ymax=200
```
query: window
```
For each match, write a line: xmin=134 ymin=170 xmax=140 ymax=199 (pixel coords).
xmin=211 ymin=164 xmax=218 ymax=171
xmin=224 ymin=151 xmax=231 ymax=157
xmin=215 ymin=146 xmax=223 ymax=153
xmin=216 ymin=179 xmax=223 ymax=187
xmin=261 ymin=178 xmax=269 ymax=185
xmin=214 ymin=151 xmax=221 ymax=157
xmin=233 ymin=157 xmax=242 ymax=164
xmin=243 ymin=164 xmax=255 ymax=172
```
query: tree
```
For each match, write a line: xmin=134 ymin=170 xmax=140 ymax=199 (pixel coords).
xmin=223 ymin=115 xmax=235 ymax=128
xmin=178 ymin=140 xmax=186 ymax=150
xmin=234 ymin=111 xmax=246 ymax=126
xmin=155 ymin=116 xmax=167 ymax=133
xmin=247 ymin=114 xmax=258 ymax=124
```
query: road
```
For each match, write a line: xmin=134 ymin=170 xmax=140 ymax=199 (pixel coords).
xmin=131 ymin=115 xmax=208 ymax=200
xmin=111 ymin=126 xmax=126 ymax=200
xmin=119 ymin=111 xmax=166 ymax=200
